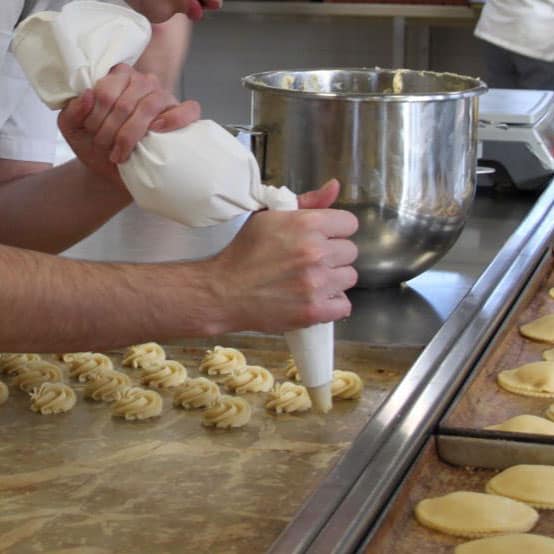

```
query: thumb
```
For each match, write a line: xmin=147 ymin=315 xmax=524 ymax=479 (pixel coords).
xmin=58 ymin=89 xmax=94 ymax=135
xmin=297 ymin=179 xmax=340 ymax=209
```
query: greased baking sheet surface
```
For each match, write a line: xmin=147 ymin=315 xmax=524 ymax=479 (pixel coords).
xmin=442 ymin=258 xmax=554 ymax=432
xmin=0 ymin=335 xmax=418 ymax=553
xmin=365 ymin=439 xmax=554 ymax=554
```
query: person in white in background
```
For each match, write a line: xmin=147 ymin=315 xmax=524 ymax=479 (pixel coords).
xmin=0 ymin=0 xmax=359 ymax=354
xmin=474 ymin=0 xmax=554 ymax=90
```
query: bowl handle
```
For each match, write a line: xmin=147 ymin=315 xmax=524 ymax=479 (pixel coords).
xmin=224 ymin=125 xmax=268 ymax=180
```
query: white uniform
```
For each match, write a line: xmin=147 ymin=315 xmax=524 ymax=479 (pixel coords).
xmin=475 ymin=0 xmax=554 ymax=63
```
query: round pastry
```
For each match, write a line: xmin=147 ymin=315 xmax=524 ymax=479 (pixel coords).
xmin=497 ymin=361 xmax=554 ymax=398
xmin=173 ymin=377 xmax=221 ymax=409
xmin=484 ymin=414 xmax=554 ymax=436
xmin=141 ymin=360 xmax=187 ymax=389
xmin=519 ymin=314 xmax=554 ymax=344
xmin=0 ymin=381 xmax=8 ymax=405
xmin=198 ymin=346 xmax=247 ymax=380
xmin=455 ymin=533 xmax=554 ymax=554
xmin=414 ymin=491 xmax=538 ymax=538
xmin=223 ymin=365 xmax=274 ymax=394
xmin=265 ymin=382 xmax=312 ymax=414
xmin=284 ymin=357 xmax=301 ymax=381
xmin=85 ymin=370 xmax=131 ymax=402
xmin=30 ymin=382 xmax=77 ymax=415
xmin=543 ymin=348 xmax=554 ymax=362
xmin=112 ymin=387 xmax=162 ymax=420
xmin=331 ymin=370 xmax=363 ymax=400
xmin=0 ymin=353 xmax=41 ymax=375
xmin=486 ymin=465 xmax=554 ymax=509
xmin=202 ymin=395 xmax=251 ymax=429
xmin=66 ymin=352 xmax=113 ymax=382
xmin=122 ymin=342 xmax=166 ymax=369
xmin=11 ymin=361 xmax=63 ymax=392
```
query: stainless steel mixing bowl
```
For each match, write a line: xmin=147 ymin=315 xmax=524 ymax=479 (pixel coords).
xmin=237 ymin=68 xmax=487 ymax=288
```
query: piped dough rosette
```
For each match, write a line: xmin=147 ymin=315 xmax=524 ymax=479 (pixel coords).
xmin=223 ymin=365 xmax=274 ymax=394
xmin=284 ymin=356 xmax=301 ymax=382
xmin=0 ymin=381 xmax=8 ymax=405
xmin=112 ymin=386 xmax=163 ymax=420
xmin=0 ymin=353 xmax=41 ymax=375
xmin=173 ymin=377 xmax=221 ymax=409
xmin=85 ymin=370 xmax=131 ymax=402
xmin=11 ymin=361 xmax=63 ymax=392
xmin=202 ymin=395 xmax=251 ymax=429
xmin=29 ymin=382 xmax=77 ymax=415
xmin=122 ymin=342 xmax=166 ymax=369
xmin=546 ymin=403 xmax=554 ymax=422
xmin=198 ymin=346 xmax=247 ymax=381
xmin=66 ymin=352 xmax=113 ymax=382
xmin=140 ymin=360 xmax=187 ymax=389
xmin=331 ymin=370 xmax=363 ymax=400
xmin=60 ymin=352 xmax=92 ymax=363
xmin=265 ymin=382 xmax=312 ymax=414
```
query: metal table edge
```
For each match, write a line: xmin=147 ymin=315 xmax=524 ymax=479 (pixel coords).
xmin=267 ymin=179 xmax=554 ymax=554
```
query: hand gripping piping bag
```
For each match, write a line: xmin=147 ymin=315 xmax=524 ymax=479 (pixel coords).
xmin=13 ymin=0 xmax=333 ymax=412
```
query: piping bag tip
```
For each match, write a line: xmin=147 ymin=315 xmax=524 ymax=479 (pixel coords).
xmin=307 ymin=382 xmax=333 ymax=414
xmin=284 ymin=322 xmax=334 ymax=414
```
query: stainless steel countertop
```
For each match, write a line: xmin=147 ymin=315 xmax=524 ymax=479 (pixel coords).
xmin=337 ymin=188 xmax=539 ymax=346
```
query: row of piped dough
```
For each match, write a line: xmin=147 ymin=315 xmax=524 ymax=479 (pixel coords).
xmin=0 ymin=343 xmax=364 ymax=428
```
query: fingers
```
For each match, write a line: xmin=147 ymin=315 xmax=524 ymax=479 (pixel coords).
xmin=297 ymin=179 xmax=340 ymax=209
xmin=298 ymin=209 xmax=358 ymax=239
xmin=323 ymin=239 xmax=359 ymax=268
xmin=150 ymin=100 xmax=201 ymax=132
xmin=58 ymin=89 xmax=95 ymax=135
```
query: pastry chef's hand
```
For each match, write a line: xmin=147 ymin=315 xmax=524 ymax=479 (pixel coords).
xmin=125 ymin=0 xmax=223 ymax=23
xmin=207 ymin=179 xmax=359 ymax=333
xmin=58 ymin=63 xmax=201 ymax=188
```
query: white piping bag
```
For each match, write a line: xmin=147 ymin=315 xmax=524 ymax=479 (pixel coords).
xmin=12 ymin=1 xmax=334 ymax=412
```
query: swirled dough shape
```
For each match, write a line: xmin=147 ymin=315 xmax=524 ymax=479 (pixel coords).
xmin=67 ymin=352 xmax=113 ymax=382
xmin=520 ymin=314 xmax=554 ymax=344
xmin=455 ymin=534 xmax=554 ymax=554
xmin=414 ymin=491 xmax=538 ymax=538
xmin=265 ymin=382 xmax=312 ymax=414
xmin=497 ymin=361 xmax=554 ymax=398
xmin=141 ymin=360 xmax=187 ymax=389
xmin=486 ymin=465 xmax=554 ymax=509
xmin=546 ymin=403 xmax=554 ymax=422
xmin=30 ymin=382 xmax=76 ymax=415
xmin=11 ymin=361 xmax=63 ymax=392
xmin=85 ymin=370 xmax=131 ymax=402
xmin=485 ymin=414 xmax=554 ymax=436
xmin=60 ymin=352 xmax=92 ymax=363
xmin=0 ymin=381 xmax=8 ymax=405
xmin=122 ymin=342 xmax=166 ymax=369
xmin=543 ymin=348 xmax=554 ymax=361
xmin=198 ymin=346 xmax=247 ymax=380
xmin=0 ymin=353 xmax=41 ymax=375
xmin=549 ymin=288 xmax=554 ymax=300
xmin=173 ymin=377 xmax=221 ymax=409
xmin=202 ymin=395 xmax=251 ymax=429
xmin=331 ymin=370 xmax=363 ymax=400
xmin=112 ymin=387 xmax=163 ymax=420
xmin=284 ymin=356 xmax=301 ymax=381
xmin=223 ymin=365 xmax=274 ymax=394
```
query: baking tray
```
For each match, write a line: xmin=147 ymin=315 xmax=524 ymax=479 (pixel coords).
xmin=363 ymin=438 xmax=554 ymax=554
xmin=0 ymin=335 xmax=420 ymax=553
xmin=438 ymin=251 xmax=554 ymax=469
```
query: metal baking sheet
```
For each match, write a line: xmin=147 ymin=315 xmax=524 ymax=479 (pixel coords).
xmin=0 ymin=334 xmax=419 ymax=553
xmin=364 ymin=438 xmax=554 ymax=554
xmin=438 ymin=253 xmax=554 ymax=468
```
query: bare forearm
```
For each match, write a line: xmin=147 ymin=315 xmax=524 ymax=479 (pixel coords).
xmin=0 ymin=159 xmax=131 ymax=253
xmin=0 ymin=245 xmax=222 ymax=353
